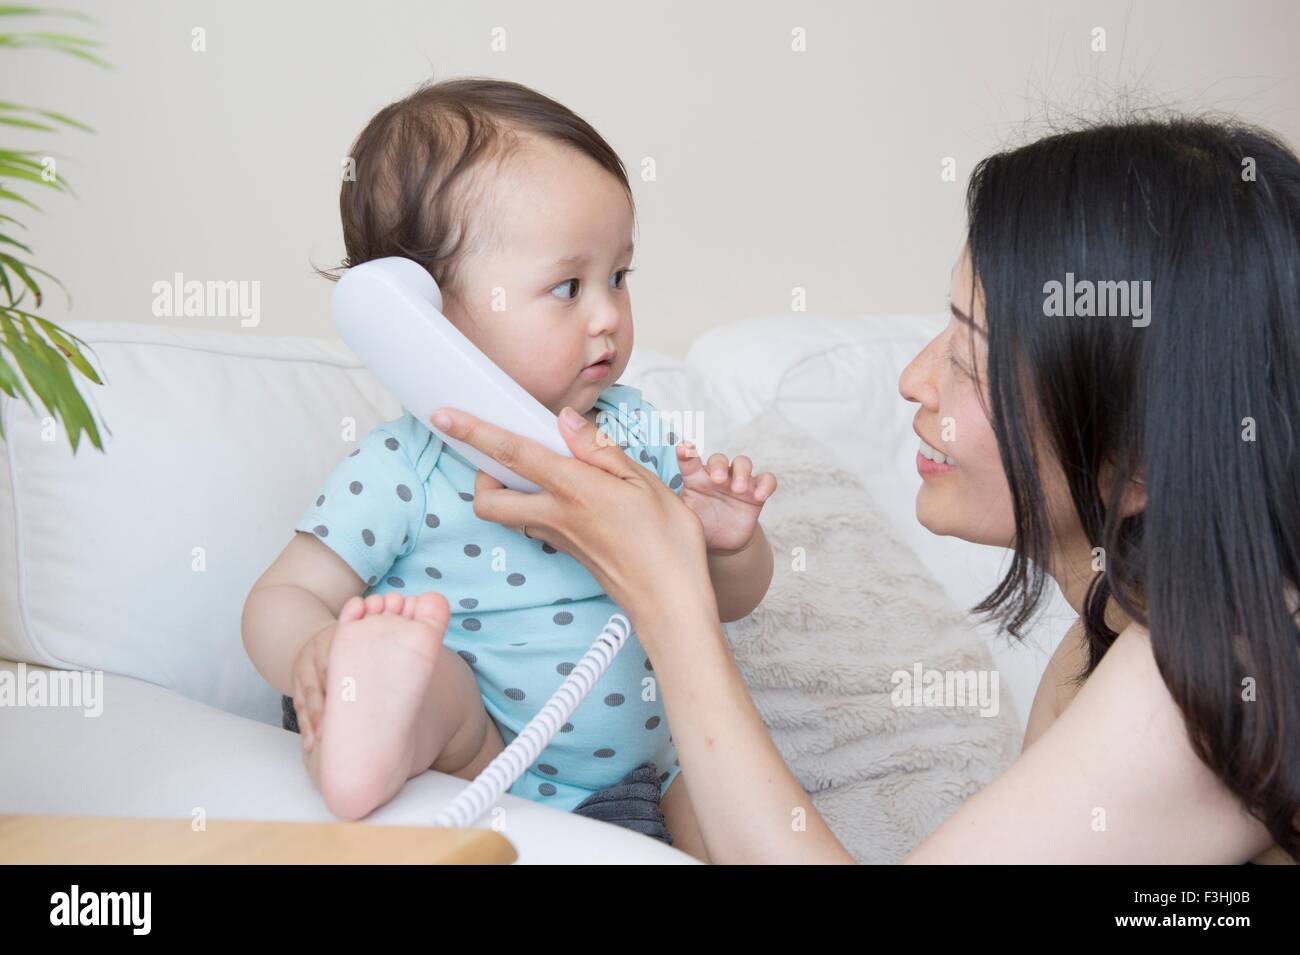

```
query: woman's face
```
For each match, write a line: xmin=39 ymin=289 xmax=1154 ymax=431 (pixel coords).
xmin=898 ymin=246 xmax=1017 ymax=547
xmin=900 ymin=246 xmax=1090 ymax=565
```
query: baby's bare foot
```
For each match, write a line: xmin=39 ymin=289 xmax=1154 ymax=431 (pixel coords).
xmin=316 ymin=591 xmax=450 ymax=820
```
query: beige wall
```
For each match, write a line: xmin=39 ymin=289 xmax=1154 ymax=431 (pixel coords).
xmin=8 ymin=0 xmax=1300 ymax=357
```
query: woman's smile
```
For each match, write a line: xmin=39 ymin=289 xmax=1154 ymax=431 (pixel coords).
xmin=916 ymin=436 xmax=957 ymax=478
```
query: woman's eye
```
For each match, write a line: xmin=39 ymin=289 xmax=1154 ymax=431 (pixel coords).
xmin=550 ymin=278 xmax=580 ymax=300
xmin=945 ymin=339 xmax=967 ymax=376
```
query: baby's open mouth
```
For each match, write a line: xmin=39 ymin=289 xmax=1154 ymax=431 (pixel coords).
xmin=580 ymin=350 xmax=616 ymax=380
xmin=580 ymin=359 xmax=613 ymax=380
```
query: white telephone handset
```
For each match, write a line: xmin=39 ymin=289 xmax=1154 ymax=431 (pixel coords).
xmin=331 ymin=256 xmax=572 ymax=493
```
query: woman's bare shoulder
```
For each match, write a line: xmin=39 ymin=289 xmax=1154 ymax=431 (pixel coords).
xmin=910 ymin=621 xmax=1278 ymax=862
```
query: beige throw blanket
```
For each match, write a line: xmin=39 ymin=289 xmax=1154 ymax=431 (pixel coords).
xmin=717 ymin=411 xmax=1021 ymax=863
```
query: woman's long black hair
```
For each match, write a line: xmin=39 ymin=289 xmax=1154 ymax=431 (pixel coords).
xmin=965 ymin=116 xmax=1300 ymax=859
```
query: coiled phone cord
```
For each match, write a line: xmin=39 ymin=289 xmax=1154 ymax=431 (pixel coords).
xmin=430 ymin=613 xmax=632 ymax=828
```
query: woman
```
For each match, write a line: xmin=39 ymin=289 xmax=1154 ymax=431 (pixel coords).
xmin=430 ymin=116 xmax=1300 ymax=863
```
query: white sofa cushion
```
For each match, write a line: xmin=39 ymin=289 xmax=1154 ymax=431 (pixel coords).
xmin=0 ymin=660 xmax=695 ymax=863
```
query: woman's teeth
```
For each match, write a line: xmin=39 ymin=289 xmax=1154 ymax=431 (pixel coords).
xmin=919 ymin=439 xmax=956 ymax=466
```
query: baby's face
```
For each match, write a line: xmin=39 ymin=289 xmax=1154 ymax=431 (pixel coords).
xmin=443 ymin=136 xmax=636 ymax=416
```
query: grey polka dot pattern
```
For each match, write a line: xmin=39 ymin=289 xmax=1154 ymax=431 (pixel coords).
xmin=669 ymin=474 xmax=683 ymax=490
xmin=667 ymin=432 xmax=677 ymax=444
xmin=644 ymin=658 xmax=654 ymax=671
xmin=296 ymin=403 xmax=683 ymax=810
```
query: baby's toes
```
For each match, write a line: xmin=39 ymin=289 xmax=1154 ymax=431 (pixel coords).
xmin=338 ymin=595 xmax=366 ymax=624
xmin=363 ymin=593 xmax=386 ymax=616
xmin=410 ymin=592 xmax=450 ymax=632
xmin=382 ymin=591 xmax=404 ymax=615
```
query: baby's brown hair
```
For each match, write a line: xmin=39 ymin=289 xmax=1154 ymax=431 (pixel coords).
xmin=325 ymin=77 xmax=632 ymax=303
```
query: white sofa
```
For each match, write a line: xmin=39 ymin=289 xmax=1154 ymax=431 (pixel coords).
xmin=0 ymin=314 xmax=1068 ymax=863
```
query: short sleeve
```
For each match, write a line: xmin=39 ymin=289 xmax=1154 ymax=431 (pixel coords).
xmin=641 ymin=397 xmax=684 ymax=496
xmin=294 ymin=420 xmax=430 ymax=586
xmin=595 ymin=387 xmax=685 ymax=497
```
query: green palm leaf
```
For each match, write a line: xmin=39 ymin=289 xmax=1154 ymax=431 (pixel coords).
xmin=0 ymin=3 xmax=107 ymax=452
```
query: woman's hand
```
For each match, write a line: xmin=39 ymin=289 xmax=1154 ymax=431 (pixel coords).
xmin=431 ymin=405 xmax=854 ymax=865
xmin=675 ymin=442 xmax=778 ymax=556
xmin=430 ymin=405 xmax=720 ymax=635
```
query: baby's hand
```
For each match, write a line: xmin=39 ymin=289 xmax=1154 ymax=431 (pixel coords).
xmin=675 ymin=441 xmax=778 ymax=555
xmin=291 ymin=621 xmax=336 ymax=753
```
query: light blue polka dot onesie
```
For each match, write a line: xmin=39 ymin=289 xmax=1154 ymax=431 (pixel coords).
xmin=295 ymin=383 xmax=685 ymax=811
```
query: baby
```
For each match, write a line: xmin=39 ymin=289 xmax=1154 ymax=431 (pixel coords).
xmin=241 ymin=78 xmax=777 ymax=859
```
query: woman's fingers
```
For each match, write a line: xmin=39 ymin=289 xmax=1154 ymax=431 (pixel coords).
xmin=431 ymin=407 xmax=573 ymax=491
xmin=470 ymin=466 xmax=553 ymax=530
xmin=553 ymin=405 xmax=644 ymax=480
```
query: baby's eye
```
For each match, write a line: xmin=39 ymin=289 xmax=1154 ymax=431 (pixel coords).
xmin=610 ymin=268 xmax=634 ymax=289
xmin=550 ymin=278 xmax=580 ymax=300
